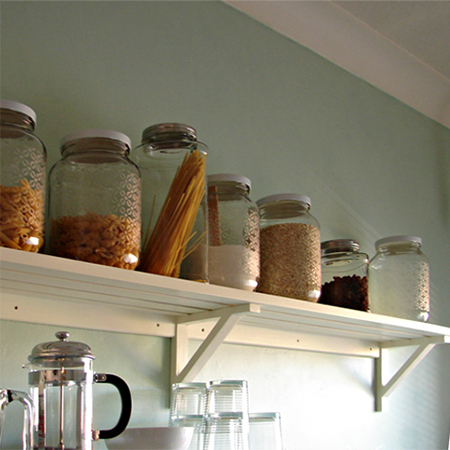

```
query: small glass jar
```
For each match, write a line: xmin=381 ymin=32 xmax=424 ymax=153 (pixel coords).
xmin=368 ymin=235 xmax=430 ymax=321
xmin=256 ymin=194 xmax=321 ymax=301
xmin=131 ymin=123 xmax=208 ymax=282
xmin=319 ymin=239 xmax=369 ymax=311
xmin=207 ymin=174 xmax=259 ymax=291
xmin=0 ymin=99 xmax=46 ymax=252
xmin=48 ymin=129 xmax=141 ymax=270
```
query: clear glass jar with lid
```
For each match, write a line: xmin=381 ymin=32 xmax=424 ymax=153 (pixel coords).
xmin=368 ymin=235 xmax=430 ymax=321
xmin=48 ymin=129 xmax=141 ymax=270
xmin=319 ymin=239 xmax=369 ymax=311
xmin=131 ymin=123 xmax=208 ymax=282
xmin=0 ymin=99 xmax=46 ymax=252
xmin=207 ymin=174 xmax=259 ymax=291
xmin=256 ymin=194 xmax=321 ymax=301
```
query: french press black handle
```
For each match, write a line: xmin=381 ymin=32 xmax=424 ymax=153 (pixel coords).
xmin=94 ymin=373 xmax=132 ymax=440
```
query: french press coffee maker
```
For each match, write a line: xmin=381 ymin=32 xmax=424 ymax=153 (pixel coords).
xmin=1 ymin=331 xmax=132 ymax=449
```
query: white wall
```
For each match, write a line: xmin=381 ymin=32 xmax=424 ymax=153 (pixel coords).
xmin=1 ymin=1 xmax=449 ymax=449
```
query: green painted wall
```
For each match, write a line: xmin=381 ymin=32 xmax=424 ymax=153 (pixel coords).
xmin=1 ymin=1 xmax=449 ymax=449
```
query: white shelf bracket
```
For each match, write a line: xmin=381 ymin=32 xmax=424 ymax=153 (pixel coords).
xmin=171 ymin=303 xmax=261 ymax=384
xmin=375 ymin=335 xmax=450 ymax=412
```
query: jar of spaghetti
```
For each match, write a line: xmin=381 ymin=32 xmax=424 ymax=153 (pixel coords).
xmin=256 ymin=194 xmax=321 ymax=301
xmin=319 ymin=239 xmax=369 ymax=311
xmin=131 ymin=123 xmax=208 ymax=282
xmin=48 ymin=129 xmax=141 ymax=270
xmin=368 ymin=235 xmax=430 ymax=321
xmin=207 ymin=174 xmax=259 ymax=291
xmin=0 ymin=99 xmax=46 ymax=252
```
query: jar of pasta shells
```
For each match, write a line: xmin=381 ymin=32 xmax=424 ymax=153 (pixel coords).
xmin=0 ymin=99 xmax=46 ymax=252
xmin=256 ymin=194 xmax=321 ymax=301
xmin=48 ymin=129 xmax=141 ymax=270
xmin=131 ymin=123 xmax=208 ymax=282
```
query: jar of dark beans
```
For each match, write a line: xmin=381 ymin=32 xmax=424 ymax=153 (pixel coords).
xmin=318 ymin=239 xmax=369 ymax=311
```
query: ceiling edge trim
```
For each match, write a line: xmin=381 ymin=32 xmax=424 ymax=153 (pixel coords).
xmin=224 ymin=0 xmax=450 ymax=130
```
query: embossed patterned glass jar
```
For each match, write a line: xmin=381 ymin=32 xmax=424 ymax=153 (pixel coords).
xmin=256 ymin=194 xmax=321 ymax=301
xmin=368 ymin=235 xmax=430 ymax=321
xmin=131 ymin=123 xmax=208 ymax=282
xmin=0 ymin=99 xmax=46 ymax=252
xmin=48 ymin=129 xmax=141 ymax=269
xmin=207 ymin=174 xmax=259 ymax=291
xmin=319 ymin=239 xmax=369 ymax=311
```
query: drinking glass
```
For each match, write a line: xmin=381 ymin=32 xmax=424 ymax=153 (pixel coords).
xmin=170 ymin=415 xmax=205 ymax=450
xmin=249 ymin=412 xmax=283 ymax=450
xmin=204 ymin=412 xmax=249 ymax=450
xmin=170 ymin=382 xmax=208 ymax=417
xmin=206 ymin=380 xmax=249 ymax=415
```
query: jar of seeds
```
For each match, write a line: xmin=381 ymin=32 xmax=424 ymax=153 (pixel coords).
xmin=207 ymin=174 xmax=259 ymax=291
xmin=368 ymin=235 xmax=430 ymax=321
xmin=319 ymin=239 xmax=369 ymax=311
xmin=256 ymin=194 xmax=321 ymax=301
xmin=0 ymin=100 xmax=47 ymax=253
xmin=48 ymin=129 xmax=141 ymax=269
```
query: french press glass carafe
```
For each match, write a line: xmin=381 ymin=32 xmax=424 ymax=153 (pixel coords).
xmin=26 ymin=331 xmax=132 ymax=450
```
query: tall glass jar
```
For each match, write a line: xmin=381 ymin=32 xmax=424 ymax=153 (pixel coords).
xmin=207 ymin=174 xmax=259 ymax=291
xmin=319 ymin=239 xmax=369 ymax=311
xmin=48 ymin=129 xmax=141 ymax=270
xmin=131 ymin=123 xmax=208 ymax=282
xmin=368 ymin=235 xmax=430 ymax=321
xmin=256 ymin=194 xmax=321 ymax=301
xmin=0 ymin=99 xmax=46 ymax=252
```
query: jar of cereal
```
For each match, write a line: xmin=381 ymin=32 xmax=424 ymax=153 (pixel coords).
xmin=368 ymin=235 xmax=430 ymax=321
xmin=48 ymin=129 xmax=141 ymax=269
xmin=0 ymin=99 xmax=46 ymax=252
xmin=256 ymin=194 xmax=321 ymax=301
xmin=207 ymin=174 xmax=259 ymax=291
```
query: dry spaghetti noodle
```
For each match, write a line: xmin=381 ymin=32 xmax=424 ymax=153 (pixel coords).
xmin=139 ymin=150 xmax=206 ymax=278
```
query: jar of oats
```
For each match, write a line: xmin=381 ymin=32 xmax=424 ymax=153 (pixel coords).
xmin=131 ymin=123 xmax=208 ymax=282
xmin=319 ymin=239 xmax=369 ymax=311
xmin=0 ymin=99 xmax=46 ymax=252
xmin=207 ymin=174 xmax=259 ymax=291
xmin=48 ymin=129 xmax=141 ymax=270
xmin=256 ymin=194 xmax=321 ymax=301
xmin=368 ymin=235 xmax=430 ymax=321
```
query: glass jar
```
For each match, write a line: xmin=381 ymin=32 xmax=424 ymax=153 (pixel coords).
xmin=0 ymin=99 xmax=46 ymax=252
xmin=131 ymin=123 xmax=208 ymax=282
xmin=368 ymin=235 xmax=430 ymax=321
xmin=256 ymin=194 xmax=321 ymax=301
xmin=48 ymin=129 xmax=141 ymax=270
xmin=207 ymin=174 xmax=259 ymax=291
xmin=319 ymin=239 xmax=369 ymax=311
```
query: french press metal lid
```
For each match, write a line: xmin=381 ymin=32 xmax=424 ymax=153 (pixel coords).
xmin=28 ymin=331 xmax=94 ymax=364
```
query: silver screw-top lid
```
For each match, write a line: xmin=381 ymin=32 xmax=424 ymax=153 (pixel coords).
xmin=141 ymin=123 xmax=198 ymax=144
xmin=28 ymin=331 xmax=95 ymax=363
xmin=321 ymin=239 xmax=360 ymax=255
xmin=0 ymin=99 xmax=37 ymax=125
xmin=208 ymin=174 xmax=252 ymax=191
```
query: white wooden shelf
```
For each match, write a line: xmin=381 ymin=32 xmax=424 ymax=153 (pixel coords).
xmin=1 ymin=247 xmax=449 ymax=411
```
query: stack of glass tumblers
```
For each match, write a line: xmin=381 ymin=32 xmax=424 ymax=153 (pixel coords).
xmin=170 ymin=380 xmax=283 ymax=450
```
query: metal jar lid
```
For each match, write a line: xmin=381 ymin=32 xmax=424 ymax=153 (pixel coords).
xmin=256 ymin=193 xmax=311 ymax=208
xmin=60 ymin=129 xmax=132 ymax=150
xmin=208 ymin=174 xmax=252 ymax=191
xmin=375 ymin=235 xmax=422 ymax=250
xmin=321 ymin=239 xmax=360 ymax=255
xmin=141 ymin=123 xmax=198 ymax=143
xmin=28 ymin=331 xmax=95 ymax=363
xmin=0 ymin=99 xmax=37 ymax=125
